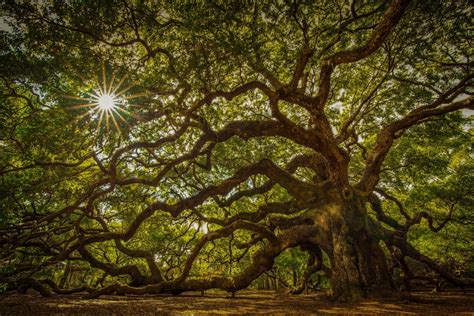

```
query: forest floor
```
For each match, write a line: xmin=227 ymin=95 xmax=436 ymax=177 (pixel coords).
xmin=0 ymin=289 xmax=473 ymax=315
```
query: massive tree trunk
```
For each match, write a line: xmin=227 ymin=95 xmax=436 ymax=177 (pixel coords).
xmin=314 ymin=190 xmax=393 ymax=301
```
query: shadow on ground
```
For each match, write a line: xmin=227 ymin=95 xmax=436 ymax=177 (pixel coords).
xmin=1 ymin=289 xmax=473 ymax=315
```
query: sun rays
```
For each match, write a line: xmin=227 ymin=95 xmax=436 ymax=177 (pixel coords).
xmin=63 ymin=64 xmax=147 ymax=135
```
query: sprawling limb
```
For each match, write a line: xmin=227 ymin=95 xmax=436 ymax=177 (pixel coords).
xmin=371 ymin=196 xmax=474 ymax=290
xmin=358 ymin=94 xmax=473 ymax=193
xmin=83 ymin=224 xmax=321 ymax=298
xmin=316 ymin=0 xmax=411 ymax=110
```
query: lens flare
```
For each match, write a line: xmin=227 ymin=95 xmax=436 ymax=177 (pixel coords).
xmin=63 ymin=64 xmax=146 ymax=134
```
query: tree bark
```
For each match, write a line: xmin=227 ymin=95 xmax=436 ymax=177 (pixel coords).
xmin=315 ymin=192 xmax=393 ymax=301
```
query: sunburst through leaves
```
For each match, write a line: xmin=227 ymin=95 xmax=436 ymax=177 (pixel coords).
xmin=64 ymin=64 xmax=146 ymax=134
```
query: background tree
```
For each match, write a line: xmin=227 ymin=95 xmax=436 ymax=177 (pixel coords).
xmin=0 ymin=0 xmax=472 ymax=301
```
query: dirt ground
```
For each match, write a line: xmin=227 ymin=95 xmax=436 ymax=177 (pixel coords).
xmin=0 ymin=289 xmax=473 ymax=315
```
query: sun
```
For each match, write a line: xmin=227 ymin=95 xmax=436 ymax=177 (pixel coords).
xmin=97 ymin=93 xmax=116 ymax=110
xmin=64 ymin=64 xmax=146 ymax=134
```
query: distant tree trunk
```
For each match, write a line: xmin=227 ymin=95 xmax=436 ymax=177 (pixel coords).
xmin=59 ymin=261 xmax=71 ymax=288
xmin=292 ymin=268 xmax=298 ymax=288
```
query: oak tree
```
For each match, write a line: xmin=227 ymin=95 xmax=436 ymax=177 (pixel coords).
xmin=0 ymin=0 xmax=473 ymax=301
